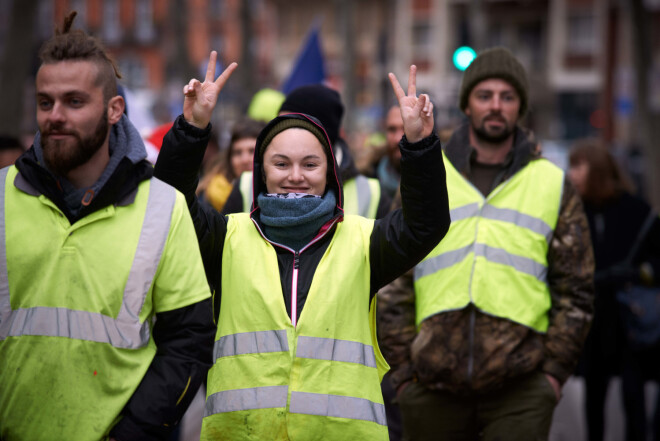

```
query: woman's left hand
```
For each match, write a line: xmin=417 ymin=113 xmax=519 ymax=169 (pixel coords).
xmin=388 ymin=65 xmax=434 ymax=143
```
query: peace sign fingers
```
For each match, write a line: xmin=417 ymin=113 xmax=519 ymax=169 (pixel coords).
xmin=406 ymin=64 xmax=417 ymax=97
xmin=388 ymin=65 xmax=434 ymax=143
xmin=215 ymin=61 xmax=238 ymax=91
xmin=183 ymin=51 xmax=238 ymax=129
xmin=205 ymin=51 xmax=218 ymax=83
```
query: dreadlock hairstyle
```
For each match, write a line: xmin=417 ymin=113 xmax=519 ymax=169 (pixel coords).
xmin=38 ymin=11 xmax=122 ymax=103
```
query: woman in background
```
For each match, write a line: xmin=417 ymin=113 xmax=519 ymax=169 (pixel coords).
xmin=569 ymin=139 xmax=660 ymax=441
xmin=197 ymin=117 xmax=263 ymax=211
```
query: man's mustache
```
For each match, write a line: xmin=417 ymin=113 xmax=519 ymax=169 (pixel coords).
xmin=484 ymin=114 xmax=505 ymax=123
xmin=42 ymin=125 xmax=76 ymax=137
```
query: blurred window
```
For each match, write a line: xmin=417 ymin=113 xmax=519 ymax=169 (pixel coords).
xmin=119 ymin=57 xmax=148 ymax=89
xmin=69 ymin=0 xmax=87 ymax=27
xmin=518 ymin=24 xmax=543 ymax=70
xmin=135 ymin=0 xmax=155 ymax=43
xmin=567 ymin=11 xmax=596 ymax=56
xmin=211 ymin=34 xmax=225 ymax=55
xmin=249 ymin=0 xmax=265 ymax=14
xmin=210 ymin=0 xmax=226 ymax=18
xmin=102 ymin=0 xmax=121 ymax=44
xmin=37 ymin=0 xmax=54 ymax=39
xmin=412 ymin=19 xmax=432 ymax=72
xmin=412 ymin=0 xmax=432 ymax=13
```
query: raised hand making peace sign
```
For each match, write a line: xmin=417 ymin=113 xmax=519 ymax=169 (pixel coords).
xmin=183 ymin=51 xmax=238 ymax=129
xmin=388 ymin=65 xmax=434 ymax=143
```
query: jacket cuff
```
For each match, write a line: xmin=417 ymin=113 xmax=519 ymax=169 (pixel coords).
xmin=400 ymin=132 xmax=439 ymax=152
xmin=174 ymin=114 xmax=212 ymax=139
xmin=541 ymin=359 xmax=572 ymax=385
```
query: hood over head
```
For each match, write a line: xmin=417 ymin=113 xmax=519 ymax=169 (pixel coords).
xmin=251 ymin=113 xmax=343 ymax=214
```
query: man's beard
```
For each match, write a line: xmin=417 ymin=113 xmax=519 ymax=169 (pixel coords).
xmin=472 ymin=115 xmax=514 ymax=144
xmin=42 ymin=110 xmax=109 ymax=177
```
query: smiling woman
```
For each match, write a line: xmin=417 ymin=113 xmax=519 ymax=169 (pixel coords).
xmin=262 ymin=127 xmax=329 ymax=196
xmin=153 ymin=51 xmax=451 ymax=441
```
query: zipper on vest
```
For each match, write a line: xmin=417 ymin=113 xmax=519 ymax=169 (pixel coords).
xmin=292 ymin=251 xmax=300 ymax=327
xmin=250 ymin=215 xmax=341 ymax=328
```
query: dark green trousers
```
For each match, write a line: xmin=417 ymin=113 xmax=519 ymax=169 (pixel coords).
xmin=398 ymin=371 xmax=558 ymax=441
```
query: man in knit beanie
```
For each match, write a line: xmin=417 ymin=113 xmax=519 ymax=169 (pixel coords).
xmin=378 ymin=47 xmax=594 ymax=440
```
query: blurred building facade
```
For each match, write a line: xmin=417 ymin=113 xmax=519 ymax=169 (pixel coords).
xmin=3 ymin=0 xmax=659 ymax=146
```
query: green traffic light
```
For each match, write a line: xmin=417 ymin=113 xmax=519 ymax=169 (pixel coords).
xmin=453 ymin=46 xmax=477 ymax=71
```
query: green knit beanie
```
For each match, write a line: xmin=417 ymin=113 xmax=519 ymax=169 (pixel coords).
xmin=459 ymin=47 xmax=529 ymax=116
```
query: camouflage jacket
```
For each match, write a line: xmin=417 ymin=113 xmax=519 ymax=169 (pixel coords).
xmin=378 ymin=123 xmax=595 ymax=395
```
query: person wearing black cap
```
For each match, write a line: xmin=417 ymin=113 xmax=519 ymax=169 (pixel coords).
xmin=222 ymin=84 xmax=392 ymax=219
xmin=154 ymin=52 xmax=450 ymax=440
xmin=379 ymin=47 xmax=595 ymax=440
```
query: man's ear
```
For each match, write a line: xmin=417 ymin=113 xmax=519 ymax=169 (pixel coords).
xmin=107 ymin=96 xmax=125 ymax=125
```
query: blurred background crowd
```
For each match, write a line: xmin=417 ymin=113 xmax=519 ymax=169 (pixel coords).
xmin=1 ymin=1 xmax=659 ymax=440
xmin=1 ymin=0 xmax=659 ymax=210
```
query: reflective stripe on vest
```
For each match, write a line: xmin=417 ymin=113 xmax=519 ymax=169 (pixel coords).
xmin=213 ymin=329 xmax=289 ymax=359
xmin=204 ymin=387 xmax=386 ymax=426
xmin=0 ymin=170 xmax=176 ymax=349
xmin=213 ymin=330 xmax=377 ymax=368
xmin=289 ymin=391 xmax=387 ymax=425
xmin=296 ymin=336 xmax=377 ymax=368
xmin=449 ymin=202 xmax=553 ymax=240
xmin=205 ymin=385 xmax=289 ymax=416
xmin=343 ymin=175 xmax=381 ymax=219
xmin=239 ymin=172 xmax=253 ymax=212
xmin=415 ymin=242 xmax=548 ymax=282
xmin=413 ymin=155 xmax=563 ymax=332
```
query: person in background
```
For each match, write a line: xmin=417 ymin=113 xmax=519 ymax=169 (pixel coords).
xmin=0 ymin=12 xmax=214 ymax=441
xmin=569 ymin=139 xmax=660 ymax=441
xmin=246 ymin=87 xmax=286 ymax=123
xmin=197 ymin=117 xmax=263 ymax=212
xmin=376 ymin=104 xmax=404 ymax=200
xmin=0 ymin=135 xmax=25 ymax=168
xmin=154 ymin=51 xmax=450 ymax=440
xmin=222 ymin=84 xmax=392 ymax=219
xmin=379 ymin=47 xmax=595 ymax=441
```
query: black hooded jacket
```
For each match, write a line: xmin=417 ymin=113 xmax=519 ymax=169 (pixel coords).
xmin=155 ymin=113 xmax=450 ymax=322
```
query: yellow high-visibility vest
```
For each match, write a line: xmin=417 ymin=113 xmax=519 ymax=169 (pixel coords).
xmin=239 ymin=171 xmax=253 ymax=212
xmin=0 ymin=165 xmax=210 ymax=440
xmin=414 ymin=154 xmax=564 ymax=332
xmin=202 ymin=213 xmax=389 ymax=440
xmin=343 ymin=175 xmax=381 ymax=219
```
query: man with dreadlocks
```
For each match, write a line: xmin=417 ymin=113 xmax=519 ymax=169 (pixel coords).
xmin=0 ymin=12 xmax=215 ymax=441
